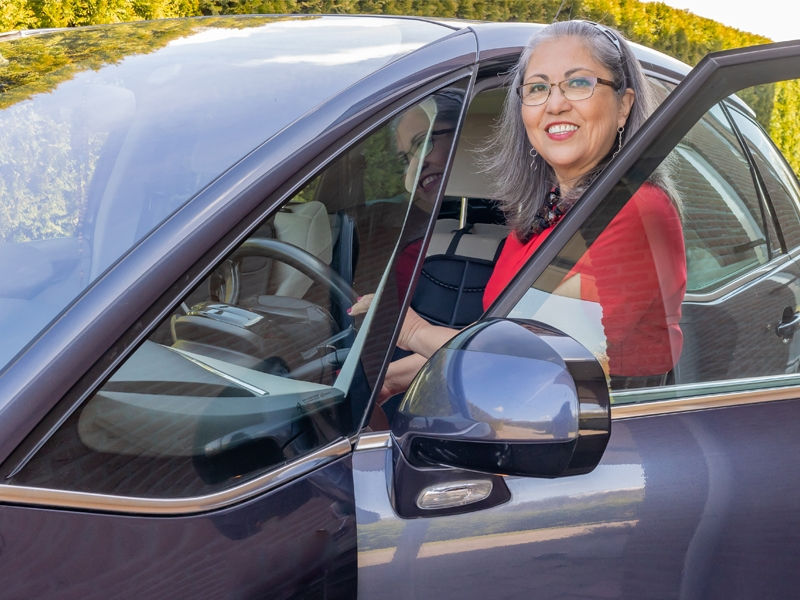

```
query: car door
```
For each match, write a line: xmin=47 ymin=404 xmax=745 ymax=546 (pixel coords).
xmin=0 ymin=67 xmax=472 ymax=598
xmin=355 ymin=41 xmax=800 ymax=599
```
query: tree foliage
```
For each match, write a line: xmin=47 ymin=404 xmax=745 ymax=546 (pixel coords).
xmin=0 ymin=16 xmax=279 ymax=243
xmin=2 ymin=0 xmax=798 ymax=174
xmin=0 ymin=0 xmax=200 ymax=28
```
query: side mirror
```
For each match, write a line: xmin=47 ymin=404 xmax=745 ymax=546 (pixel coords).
xmin=391 ymin=318 xmax=610 ymax=478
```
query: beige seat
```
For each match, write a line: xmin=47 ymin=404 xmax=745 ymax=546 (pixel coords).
xmin=427 ymin=218 xmax=507 ymax=260
xmin=445 ymin=110 xmax=497 ymax=202
xmin=410 ymin=94 xmax=510 ymax=327
xmin=437 ymin=99 xmax=508 ymax=260
xmin=271 ymin=200 xmax=333 ymax=298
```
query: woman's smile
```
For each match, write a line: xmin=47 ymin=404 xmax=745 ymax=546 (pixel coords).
xmin=545 ymin=121 xmax=579 ymax=140
xmin=419 ymin=172 xmax=442 ymax=192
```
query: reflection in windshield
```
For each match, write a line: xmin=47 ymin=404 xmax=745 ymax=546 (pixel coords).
xmin=0 ymin=16 xmax=450 ymax=373
xmin=0 ymin=16 xmax=285 ymax=109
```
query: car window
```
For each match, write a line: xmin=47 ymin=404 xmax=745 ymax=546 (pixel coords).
xmin=6 ymin=88 xmax=465 ymax=498
xmin=675 ymin=103 xmax=778 ymax=292
xmin=511 ymin=82 xmax=800 ymax=403
xmin=0 ymin=16 xmax=450 ymax=377
xmin=726 ymin=104 xmax=800 ymax=249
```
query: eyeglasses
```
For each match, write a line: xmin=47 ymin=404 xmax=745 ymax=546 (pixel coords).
xmin=398 ymin=127 xmax=456 ymax=165
xmin=516 ymin=76 xmax=617 ymax=106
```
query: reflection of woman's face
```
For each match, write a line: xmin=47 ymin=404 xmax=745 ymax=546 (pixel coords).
xmin=395 ymin=105 xmax=455 ymax=207
xmin=521 ymin=36 xmax=634 ymax=191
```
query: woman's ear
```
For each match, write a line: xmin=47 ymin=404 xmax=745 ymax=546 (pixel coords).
xmin=618 ymin=88 xmax=635 ymax=127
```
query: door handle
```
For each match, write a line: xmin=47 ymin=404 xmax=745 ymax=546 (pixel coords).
xmin=776 ymin=311 xmax=800 ymax=339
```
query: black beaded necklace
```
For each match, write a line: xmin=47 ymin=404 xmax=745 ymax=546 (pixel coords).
xmin=532 ymin=187 xmax=565 ymax=232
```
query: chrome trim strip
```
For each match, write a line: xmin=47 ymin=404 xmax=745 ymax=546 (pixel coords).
xmin=355 ymin=431 xmax=392 ymax=451
xmin=0 ymin=438 xmax=351 ymax=515
xmin=683 ymin=254 xmax=791 ymax=302
xmin=612 ymin=384 xmax=800 ymax=419
xmin=612 ymin=373 xmax=800 ymax=402
xmin=166 ymin=346 xmax=268 ymax=396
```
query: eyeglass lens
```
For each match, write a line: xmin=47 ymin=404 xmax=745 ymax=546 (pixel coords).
xmin=519 ymin=76 xmax=599 ymax=106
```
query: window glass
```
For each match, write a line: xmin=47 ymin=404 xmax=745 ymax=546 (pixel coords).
xmin=0 ymin=16 xmax=449 ymax=377
xmin=726 ymin=104 xmax=800 ymax=249
xmin=648 ymin=77 xmax=676 ymax=103
xmin=8 ymin=87 xmax=465 ymax=498
xmin=512 ymin=92 xmax=800 ymax=403
xmin=677 ymin=104 xmax=776 ymax=292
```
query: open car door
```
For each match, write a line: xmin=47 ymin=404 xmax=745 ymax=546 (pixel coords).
xmin=355 ymin=39 xmax=800 ymax=599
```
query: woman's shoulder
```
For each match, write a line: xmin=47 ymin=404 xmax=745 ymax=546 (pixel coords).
xmin=627 ymin=181 xmax=677 ymax=217
xmin=634 ymin=181 xmax=670 ymax=202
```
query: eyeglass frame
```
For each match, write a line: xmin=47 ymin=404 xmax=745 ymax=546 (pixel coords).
xmin=516 ymin=76 xmax=618 ymax=106
xmin=398 ymin=127 xmax=457 ymax=165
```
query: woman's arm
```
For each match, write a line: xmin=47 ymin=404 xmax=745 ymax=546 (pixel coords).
xmin=349 ymin=294 xmax=459 ymax=359
xmin=395 ymin=305 xmax=459 ymax=358
xmin=379 ymin=352 xmax=428 ymax=404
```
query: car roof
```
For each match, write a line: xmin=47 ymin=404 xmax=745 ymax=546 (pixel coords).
xmin=457 ymin=21 xmax=691 ymax=79
xmin=0 ymin=15 xmax=455 ymax=128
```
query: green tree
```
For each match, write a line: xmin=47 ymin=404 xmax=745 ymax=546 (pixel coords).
xmin=0 ymin=0 xmax=38 ymax=31
xmin=2 ymin=0 xmax=797 ymax=174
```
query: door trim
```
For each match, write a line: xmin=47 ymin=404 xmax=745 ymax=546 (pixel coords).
xmin=0 ymin=438 xmax=351 ymax=515
xmin=612 ymin=382 xmax=800 ymax=419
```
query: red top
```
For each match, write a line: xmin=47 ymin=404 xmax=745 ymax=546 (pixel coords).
xmin=484 ymin=183 xmax=686 ymax=376
xmin=396 ymin=238 xmax=424 ymax=298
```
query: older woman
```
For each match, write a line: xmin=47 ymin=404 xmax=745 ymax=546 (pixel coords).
xmin=358 ymin=20 xmax=686 ymax=400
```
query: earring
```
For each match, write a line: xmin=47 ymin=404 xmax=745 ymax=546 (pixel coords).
xmin=529 ymin=146 xmax=538 ymax=168
xmin=611 ymin=126 xmax=624 ymax=160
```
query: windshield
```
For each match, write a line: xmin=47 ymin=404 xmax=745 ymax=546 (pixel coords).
xmin=0 ymin=15 xmax=449 ymax=372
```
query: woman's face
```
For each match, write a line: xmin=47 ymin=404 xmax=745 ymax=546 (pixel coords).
xmin=395 ymin=104 xmax=455 ymax=208
xmin=521 ymin=36 xmax=634 ymax=190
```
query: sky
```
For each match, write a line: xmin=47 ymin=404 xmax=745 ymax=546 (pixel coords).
xmin=642 ymin=0 xmax=799 ymax=41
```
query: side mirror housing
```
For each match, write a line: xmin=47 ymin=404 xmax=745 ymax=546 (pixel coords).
xmin=391 ymin=319 xmax=610 ymax=478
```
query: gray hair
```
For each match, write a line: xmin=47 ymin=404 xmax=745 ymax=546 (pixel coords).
xmin=483 ymin=20 xmax=674 ymax=242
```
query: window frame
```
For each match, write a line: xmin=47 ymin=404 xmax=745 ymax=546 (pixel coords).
xmin=675 ymin=102 xmax=780 ymax=296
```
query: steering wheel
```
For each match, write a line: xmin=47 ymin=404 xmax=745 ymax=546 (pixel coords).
xmin=228 ymin=237 xmax=358 ymax=308
xmin=209 ymin=258 xmax=240 ymax=304
xmin=172 ymin=237 xmax=358 ymax=377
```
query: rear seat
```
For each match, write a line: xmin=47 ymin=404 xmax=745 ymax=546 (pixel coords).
xmin=413 ymin=217 xmax=507 ymax=327
xmin=427 ymin=218 xmax=507 ymax=260
xmin=436 ymin=105 xmax=508 ymax=261
xmin=409 ymin=103 xmax=509 ymax=327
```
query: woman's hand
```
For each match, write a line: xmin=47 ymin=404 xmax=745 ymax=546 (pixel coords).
xmin=378 ymin=353 xmax=428 ymax=404
xmin=347 ymin=293 xmax=374 ymax=316
xmin=348 ymin=293 xmax=457 ymax=358
xmin=348 ymin=293 xmax=428 ymax=351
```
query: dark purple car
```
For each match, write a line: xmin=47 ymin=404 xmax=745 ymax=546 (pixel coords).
xmin=2 ymin=14 xmax=800 ymax=598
